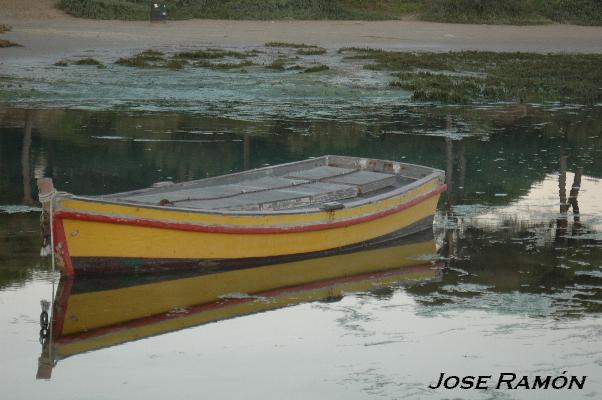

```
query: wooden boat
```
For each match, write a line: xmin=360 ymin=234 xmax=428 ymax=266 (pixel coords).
xmin=36 ymin=230 xmax=442 ymax=379
xmin=40 ymin=155 xmax=446 ymax=276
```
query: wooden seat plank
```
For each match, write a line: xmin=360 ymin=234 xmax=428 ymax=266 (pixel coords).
xmin=286 ymin=166 xmax=355 ymax=181
xmin=324 ymin=170 xmax=397 ymax=194
xmin=120 ymin=177 xmax=307 ymax=204
xmin=178 ymin=182 xmax=358 ymax=211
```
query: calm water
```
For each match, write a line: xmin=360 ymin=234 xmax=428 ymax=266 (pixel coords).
xmin=1 ymin=101 xmax=602 ymax=399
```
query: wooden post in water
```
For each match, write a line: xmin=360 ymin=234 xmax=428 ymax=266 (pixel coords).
xmin=445 ymin=137 xmax=453 ymax=208
xmin=37 ymin=178 xmax=55 ymax=212
xmin=37 ymin=178 xmax=55 ymax=256
xmin=442 ymin=114 xmax=455 ymax=265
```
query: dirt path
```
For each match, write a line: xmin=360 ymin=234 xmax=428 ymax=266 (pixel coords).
xmin=2 ymin=1 xmax=602 ymax=58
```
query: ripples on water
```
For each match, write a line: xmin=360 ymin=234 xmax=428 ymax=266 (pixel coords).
xmin=0 ymin=60 xmax=601 ymax=398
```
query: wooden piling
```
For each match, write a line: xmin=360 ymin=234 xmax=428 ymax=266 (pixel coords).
xmin=37 ymin=178 xmax=55 ymax=212
xmin=37 ymin=178 xmax=55 ymax=257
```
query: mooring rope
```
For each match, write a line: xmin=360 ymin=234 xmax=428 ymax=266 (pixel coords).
xmin=38 ymin=188 xmax=56 ymax=204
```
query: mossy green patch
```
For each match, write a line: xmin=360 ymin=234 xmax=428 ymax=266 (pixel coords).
xmin=166 ymin=59 xmax=186 ymax=70
xmin=195 ymin=60 xmax=256 ymax=70
xmin=115 ymin=48 xmax=259 ymax=70
xmin=266 ymin=43 xmax=327 ymax=55
xmin=297 ymin=48 xmax=327 ymax=56
xmin=115 ymin=49 xmax=167 ymax=68
xmin=115 ymin=56 xmax=150 ymax=68
xmin=303 ymin=64 xmax=330 ymax=73
xmin=138 ymin=49 xmax=165 ymax=60
xmin=174 ymin=48 xmax=254 ymax=60
xmin=345 ymin=48 xmax=602 ymax=104
xmin=266 ymin=59 xmax=288 ymax=71
xmin=266 ymin=42 xmax=321 ymax=49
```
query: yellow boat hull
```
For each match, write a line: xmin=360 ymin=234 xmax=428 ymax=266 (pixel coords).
xmin=52 ymin=177 xmax=445 ymax=275
xmin=48 ymin=155 xmax=446 ymax=276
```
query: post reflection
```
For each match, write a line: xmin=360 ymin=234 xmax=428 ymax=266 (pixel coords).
xmin=556 ymin=155 xmax=586 ymax=243
xmin=431 ymin=128 xmax=602 ymax=316
xmin=21 ymin=111 xmax=33 ymax=206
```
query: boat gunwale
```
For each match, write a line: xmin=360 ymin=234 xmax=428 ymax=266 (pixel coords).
xmin=56 ymin=156 xmax=445 ymax=217
xmin=58 ymin=173 xmax=444 ymax=218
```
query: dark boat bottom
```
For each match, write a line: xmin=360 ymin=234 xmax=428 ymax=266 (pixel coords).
xmin=72 ymin=216 xmax=435 ymax=276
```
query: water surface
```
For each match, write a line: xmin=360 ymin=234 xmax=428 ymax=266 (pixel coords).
xmin=1 ymin=101 xmax=601 ymax=399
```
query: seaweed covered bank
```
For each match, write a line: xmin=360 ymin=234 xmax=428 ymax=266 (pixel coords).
xmin=2 ymin=43 xmax=602 ymax=113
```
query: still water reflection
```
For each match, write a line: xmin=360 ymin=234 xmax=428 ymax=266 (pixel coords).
xmin=37 ymin=230 xmax=440 ymax=379
xmin=1 ymin=104 xmax=601 ymax=399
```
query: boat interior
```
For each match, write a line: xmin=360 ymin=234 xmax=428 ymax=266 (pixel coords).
xmin=100 ymin=155 xmax=439 ymax=212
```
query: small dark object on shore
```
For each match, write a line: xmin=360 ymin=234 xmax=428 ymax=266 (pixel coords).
xmin=297 ymin=48 xmax=327 ymax=56
xmin=75 ymin=58 xmax=102 ymax=66
xmin=0 ymin=39 xmax=22 ymax=48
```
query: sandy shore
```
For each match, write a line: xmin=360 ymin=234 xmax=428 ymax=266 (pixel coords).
xmin=2 ymin=1 xmax=602 ymax=59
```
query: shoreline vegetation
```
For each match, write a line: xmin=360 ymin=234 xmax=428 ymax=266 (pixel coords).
xmin=0 ymin=23 xmax=22 ymax=48
xmin=57 ymin=0 xmax=602 ymax=26
xmin=341 ymin=48 xmax=602 ymax=103
xmin=58 ymin=44 xmax=331 ymax=73
xmin=48 ymin=45 xmax=602 ymax=104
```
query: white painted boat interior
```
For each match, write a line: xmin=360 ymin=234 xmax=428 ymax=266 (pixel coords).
xmin=99 ymin=156 xmax=438 ymax=212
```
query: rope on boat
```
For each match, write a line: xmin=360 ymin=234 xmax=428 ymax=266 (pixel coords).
xmin=38 ymin=188 xmax=56 ymax=204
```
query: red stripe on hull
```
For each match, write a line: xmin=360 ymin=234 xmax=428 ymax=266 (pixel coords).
xmin=54 ymin=184 xmax=446 ymax=235
xmin=52 ymin=216 xmax=74 ymax=276
xmin=51 ymin=278 xmax=74 ymax=340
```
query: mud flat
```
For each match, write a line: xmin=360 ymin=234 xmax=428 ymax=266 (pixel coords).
xmin=2 ymin=1 xmax=602 ymax=60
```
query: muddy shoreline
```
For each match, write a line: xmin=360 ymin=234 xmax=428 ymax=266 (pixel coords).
xmin=2 ymin=3 xmax=602 ymax=59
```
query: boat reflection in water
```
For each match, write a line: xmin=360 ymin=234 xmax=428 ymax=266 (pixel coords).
xmin=37 ymin=230 xmax=441 ymax=379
